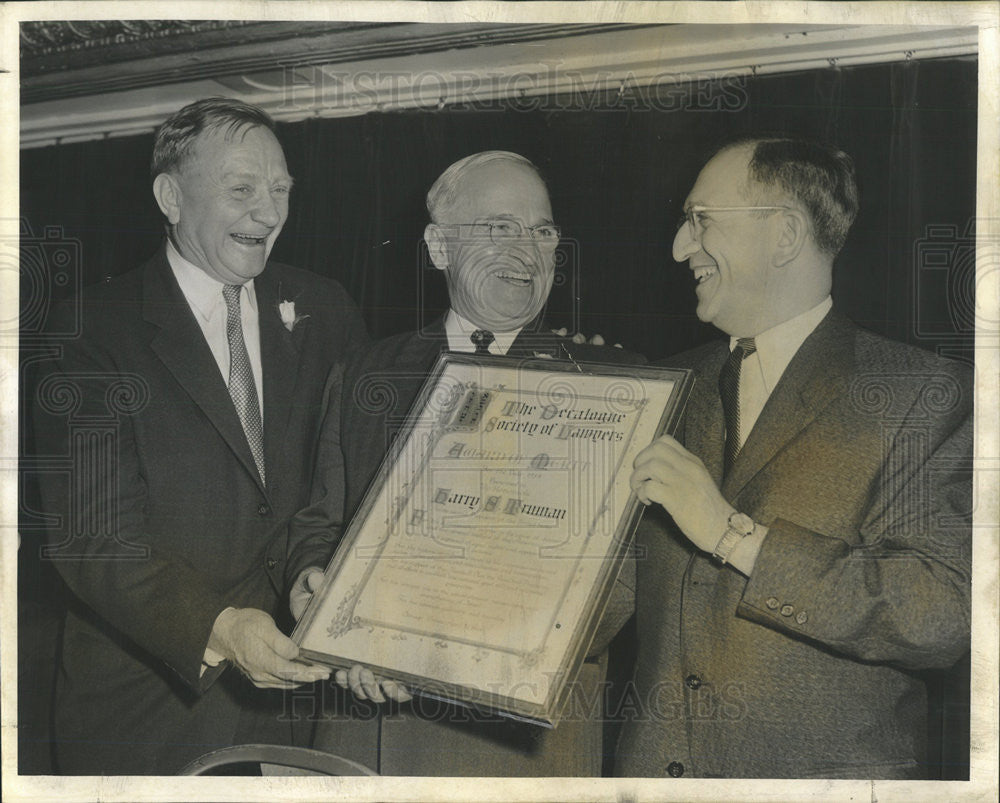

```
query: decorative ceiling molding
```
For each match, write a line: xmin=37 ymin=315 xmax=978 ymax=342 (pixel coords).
xmin=20 ymin=21 xmax=654 ymax=104
xmin=21 ymin=20 xmax=264 ymax=62
xmin=19 ymin=23 xmax=978 ymax=149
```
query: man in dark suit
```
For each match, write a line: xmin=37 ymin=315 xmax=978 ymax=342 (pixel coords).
xmin=32 ymin=98 xmax=368 ymax=775
xmin=618 ymin=137 xmax=972 ymax=778
xmin=288 ymin=151 xmax=641 ymax=775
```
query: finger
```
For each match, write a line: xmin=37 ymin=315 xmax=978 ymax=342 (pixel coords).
xmin=255 ymin=652 xmax=329 ymax=684
xmin=614 ymin=343 xmax=623 ymax=349
xmin=360 ymin=668 xmax=384 ymax=703
xmin=638 ymin=478 xmax=671 ymax=508
xmin=334 ymin=669 xmax=349 ymax=689
xmin=348 ymin=664 xmax=368 ymax=700
xmin=305 ymin=569 xmax=325 ymax=593
xmin=572 ymin=332 xmax=586 ymax=344
xmin=251 ymin=677 xmax=308 ymax=690
xmin=629 ymin=472 xmax=652 ymax=505
xmin=589 ymin=333 xmax=605 ymax=345
xmin=285 ymin=661 xmax=331 ymax=684
xmin=268 ymin=631 xmax=301 ymax=662
xmin=380 ymin=679 xmax=412 ymax=703
xmin=632 ymin=437 xmax=682 ymax=471
xmin=551 ymin=327 xmax=568 ymax=337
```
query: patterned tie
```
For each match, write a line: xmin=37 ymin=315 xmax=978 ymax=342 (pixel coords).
xmin=719 ymin=337 xmax=757 ymax=476
xmin=222 ymin=285 xmax=265 ymax=485
xmin=470 ymin=329 xmax=495 ymax=355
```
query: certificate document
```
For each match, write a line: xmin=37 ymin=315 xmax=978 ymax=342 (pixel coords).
xmin=294 ymin=354 xmax=693 ymax=726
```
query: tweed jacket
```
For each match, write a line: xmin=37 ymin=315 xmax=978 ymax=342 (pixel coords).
xmin=615 ymin=310 xmax=973 ymax=779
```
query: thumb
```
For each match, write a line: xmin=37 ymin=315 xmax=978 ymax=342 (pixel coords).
xmin=269 ymin=630 xmax=300 ymax=661
xmin=305 ymin=569 xmax=325 ymax=593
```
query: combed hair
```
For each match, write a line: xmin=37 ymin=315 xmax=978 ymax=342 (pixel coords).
xmin=724 ymin=136 xmax=859 ymax=256
xmin=150 ymin=97 xmax=276 ymax=181
xmin=426 ymin=151 xmax=543 ymax=222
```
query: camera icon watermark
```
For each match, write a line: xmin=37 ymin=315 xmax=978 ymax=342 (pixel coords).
xmin=913 ymin=218 xmax=1000 ymax=347
xmin=1 ymin=218 xmax=82 ymax=342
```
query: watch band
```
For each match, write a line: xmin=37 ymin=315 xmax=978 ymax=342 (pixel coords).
xmin=713 ymin=511 xmax=755 ymax=565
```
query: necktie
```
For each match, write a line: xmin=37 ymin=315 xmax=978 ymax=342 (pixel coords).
xmin=222 ymin=285 xmax=265 ymax=485
xmin=471 ymin=329 xmax=495 ymax=355
xmin=719 ymin=337 xmax=757 ymax=476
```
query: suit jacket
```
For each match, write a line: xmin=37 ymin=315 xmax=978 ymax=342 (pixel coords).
xmin=615 ymin=310 xmax=973 ymax=779
xmin=32 ymin=245 xmax=368 ymax=774
xmin=290 ymin=316 xmax=644 ymax=775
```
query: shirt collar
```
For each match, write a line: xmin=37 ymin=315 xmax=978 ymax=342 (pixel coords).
xmin=731 ymin=296 xmax=832 ymax=393
xmin=444 ymin=309 xmax=522 ymax=355
xmin=166 ymin=239 xmax=258 ymax=322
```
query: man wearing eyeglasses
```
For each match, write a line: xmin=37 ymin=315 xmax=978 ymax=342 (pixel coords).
xmin=616 ymin=137 xmax=972 ymax=778
xmin=286 ymin=150 xmax=641 ymax=776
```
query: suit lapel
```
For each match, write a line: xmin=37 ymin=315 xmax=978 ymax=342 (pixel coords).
xmin=723 ymin=311 xmax=856 ymax=499
xmin=255 ymin=268 xmax=302 ymax=493
xmin=142 ymin=248 xmax=266 ymax=493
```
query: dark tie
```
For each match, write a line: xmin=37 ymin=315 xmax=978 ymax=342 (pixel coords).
xmin=222 ymin=285 xmax=265 ymax=485
xmin=719 ymin=337 xmax=757 ymax=476
xmin=471 ymin=329 xmax=495 ymax=355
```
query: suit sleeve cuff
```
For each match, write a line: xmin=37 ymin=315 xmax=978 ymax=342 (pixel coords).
xmin=738 ymin=518 xmax=847 ymax=635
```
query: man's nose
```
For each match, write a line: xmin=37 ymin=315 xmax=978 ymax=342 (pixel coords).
xmin=672 ymin=222 xmax=699 ymax=262
xmin=251 ymin=191 xmax=282 ymax=227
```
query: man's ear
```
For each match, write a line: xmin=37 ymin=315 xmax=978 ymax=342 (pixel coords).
xmin=424 ymin=224 xmax=449 ymax=271
xmin=152 ymin=173 xmax=182 ymax=225
xmin=773 ymin=208 xmax=808 ymax=267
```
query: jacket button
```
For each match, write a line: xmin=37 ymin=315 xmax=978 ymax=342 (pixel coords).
xmin=266 ymin=557 xmax=278 ymax=570
xmin=766 ymin=597 xmax=780 ymax=610
xmin=685 ymin=674 xmax=702 ymax=690
xmin=257 ymin=503 xmax=270 ymax=516
xmin=795 ymin=610 xmax=808 ymax=625
xmin=666 ymin=761 xmax=685 ymax=777
xmin=780 ymin=604 xmax=794 ymax=617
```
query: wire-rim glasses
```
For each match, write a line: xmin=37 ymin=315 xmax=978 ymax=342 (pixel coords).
xmin=676 ymin=205 xmax=791 ymax=237
xmin=447 ymin=219 xmax=562 ymax=250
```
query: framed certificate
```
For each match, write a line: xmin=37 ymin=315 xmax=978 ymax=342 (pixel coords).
xmin=293 ymin=353 xmax=693 ymax=727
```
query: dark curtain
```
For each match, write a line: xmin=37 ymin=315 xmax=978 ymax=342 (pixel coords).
xmin=19 ymin=56 xmax=976 ymax=776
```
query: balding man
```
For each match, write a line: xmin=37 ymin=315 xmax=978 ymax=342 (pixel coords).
xmin=617 ymin=137 xmax=972 ymax=779
xmin=289 ymin=151 xmax=641 ymax=775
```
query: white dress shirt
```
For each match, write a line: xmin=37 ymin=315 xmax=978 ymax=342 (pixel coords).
xmin=732 ymin=296 xmax=833 ymax=450
xmin=444 ymin=309 xmax=522 ymax=355
xmin=166 ymin=241 xmax=264 ymax=420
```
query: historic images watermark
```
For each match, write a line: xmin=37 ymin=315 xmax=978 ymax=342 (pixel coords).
xmin=277 ymin=64 xmax=750 ymax=115
xmin=281 ymin=676 xmax=749 ymax=726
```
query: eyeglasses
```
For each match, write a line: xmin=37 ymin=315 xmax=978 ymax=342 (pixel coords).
xmin=448 ymin=219 xmax=562 ymax=250
xmin=676 ymin=205 xmax=791 ymax=237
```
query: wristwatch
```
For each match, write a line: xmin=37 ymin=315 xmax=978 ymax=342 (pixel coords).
xmin=713 ymin=511 xmax=755 ymax=565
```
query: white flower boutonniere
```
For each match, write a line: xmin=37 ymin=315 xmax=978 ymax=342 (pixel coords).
xmin=278 ymin=300 xmax=310 ymax=332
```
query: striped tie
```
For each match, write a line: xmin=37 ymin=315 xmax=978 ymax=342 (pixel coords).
xmin=719 ymin=337 xmax=756 ymax=476
xmin=222 ymin=285 xmax=265 ymax=485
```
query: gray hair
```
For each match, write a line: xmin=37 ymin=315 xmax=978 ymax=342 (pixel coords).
xmin=151 ymin=97 xmax=276 ymax=181
xmin=426 ymin=151 xmax=544 ymax=222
